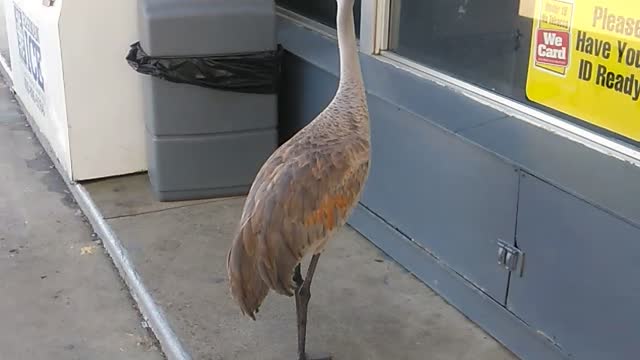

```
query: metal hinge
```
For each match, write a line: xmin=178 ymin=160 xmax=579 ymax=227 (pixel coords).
xmin=42 ymin=0 xmax=54 ymax=7
xmin=497 ymin=239 xmax=525 ymax=277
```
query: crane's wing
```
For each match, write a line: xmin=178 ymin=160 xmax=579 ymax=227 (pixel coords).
xmin=235 ymin=139 xmax=369 ymax=296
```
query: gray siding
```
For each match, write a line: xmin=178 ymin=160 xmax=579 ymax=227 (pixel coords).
xmin=362 ymin=95 xmax=519 ymax=304
xmin=509 ymin=173 xmax=640 ymax=359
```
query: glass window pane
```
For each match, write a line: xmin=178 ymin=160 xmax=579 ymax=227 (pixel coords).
xmin=277 ymin=0 xmax=361 ymax=37
xmin=389 ymin=0 xmax=640 ymax=148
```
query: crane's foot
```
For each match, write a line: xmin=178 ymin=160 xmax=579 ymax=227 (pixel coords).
xmin=299 ymin=352 xmax=332 ymax=360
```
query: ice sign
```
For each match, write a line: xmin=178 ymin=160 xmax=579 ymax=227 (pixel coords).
xmin=14 ymin=5 xmax=44 ymax=91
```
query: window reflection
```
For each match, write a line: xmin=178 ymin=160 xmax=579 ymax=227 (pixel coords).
xmin=389 ymin=0 xmax=640 ymax=147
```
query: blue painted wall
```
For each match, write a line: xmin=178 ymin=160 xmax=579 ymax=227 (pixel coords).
xmin=277 ymin=16 xmax=640 ymax=360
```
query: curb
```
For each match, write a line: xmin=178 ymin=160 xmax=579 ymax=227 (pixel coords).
xmin=7 ymin=76 xmax=192 ymax=360
xmin=71 ymin=184 xmax=192 ymax=360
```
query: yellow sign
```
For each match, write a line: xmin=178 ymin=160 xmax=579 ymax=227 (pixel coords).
xmin=526 ymin=0 xmax=640 ymax=141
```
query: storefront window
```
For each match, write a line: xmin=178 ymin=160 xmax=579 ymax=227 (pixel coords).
xmin=277 ymin=0 xmax=362 ymax=37
xmin=389 ymin=0 xmax=640 ymax=147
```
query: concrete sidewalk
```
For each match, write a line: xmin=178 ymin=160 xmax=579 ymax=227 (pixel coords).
xmin=0 ymin=63 xmax=518 ymax=359
xmin=83 ymin=173 xmax=519 ymax=360
xmin=0 ymin=78 xmax=164 ymax=360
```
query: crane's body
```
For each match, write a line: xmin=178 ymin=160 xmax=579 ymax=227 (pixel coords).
xmin=227 ymin=0 xmax=368 ymax=358
xmin=227 ymin=94 xmax=369 ymax=310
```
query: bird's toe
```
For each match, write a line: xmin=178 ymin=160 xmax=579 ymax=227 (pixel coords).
xmin=302 ymin=354 xmax=332 ymax=360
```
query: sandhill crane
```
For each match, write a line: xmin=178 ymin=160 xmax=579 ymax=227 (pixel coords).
xmin=226 ymin=0 xmax=369 ymax=358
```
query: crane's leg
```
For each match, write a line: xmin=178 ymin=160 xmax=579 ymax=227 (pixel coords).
xmin=294 ymin=254 xmax=332 ymax=360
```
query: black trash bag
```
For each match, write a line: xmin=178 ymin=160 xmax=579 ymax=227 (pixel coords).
xmin=126 ymin=41 xmax=283 ymax=94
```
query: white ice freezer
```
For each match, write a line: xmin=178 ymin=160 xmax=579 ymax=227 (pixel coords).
xmin=1 ymin=0 xmax=147 ymax=181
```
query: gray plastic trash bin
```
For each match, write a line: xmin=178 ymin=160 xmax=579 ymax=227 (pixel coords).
xmin=136 ymin=0 xmax=279 ymax=201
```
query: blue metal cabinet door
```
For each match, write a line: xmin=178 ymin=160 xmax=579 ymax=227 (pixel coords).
xmin=509 ymin=173 xmax=640 ymax=359
xmin=360 ymin=96 xmax=519 ymax=304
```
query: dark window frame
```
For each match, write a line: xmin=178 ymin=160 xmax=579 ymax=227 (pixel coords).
xmin=276 ymin=0 xmax=362 ymax=38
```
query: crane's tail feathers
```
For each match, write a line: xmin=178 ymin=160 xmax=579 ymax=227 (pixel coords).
xmin=226 ymin=236 xmax=269 ymax=320
xmin=256 ymin=257 xmax=296 ymax=297
xmin=255 ymin=231 xmax=302 ymax=297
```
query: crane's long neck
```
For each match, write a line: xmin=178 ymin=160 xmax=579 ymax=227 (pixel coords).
xmin=336 ymin=2 xmax=365 ymax=97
